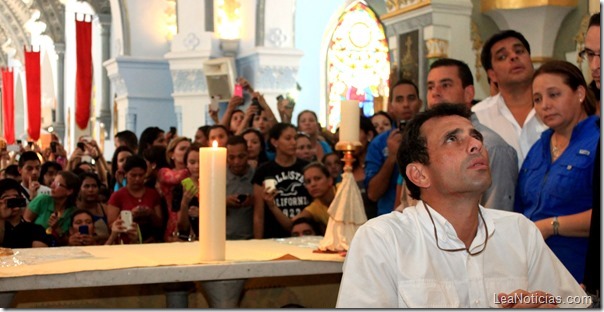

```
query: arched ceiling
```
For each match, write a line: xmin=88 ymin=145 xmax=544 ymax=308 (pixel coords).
xmin=0 ymin=0 xmax=110 ymax=68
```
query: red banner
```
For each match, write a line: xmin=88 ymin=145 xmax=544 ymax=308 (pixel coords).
xmin=24 ymin=48 xmax=41 ymax=141
xmin=1 ymin=68 xmax=15 ymax=144
xmin=75 ymin=17 xmax=93 ymax=130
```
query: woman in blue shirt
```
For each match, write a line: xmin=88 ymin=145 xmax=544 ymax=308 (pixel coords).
xmin=515 ymin=60 xmax=599 ymax=283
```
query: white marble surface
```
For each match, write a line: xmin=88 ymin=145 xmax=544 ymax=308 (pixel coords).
xmin=0 ymin=238 xmax=343 ymax=292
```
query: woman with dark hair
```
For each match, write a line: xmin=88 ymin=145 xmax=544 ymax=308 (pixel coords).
xmin=67 ymin=209 xmax=140 ymax=246
xmin=24 ymin=171 xmax=81 ymax=246
xmin=296 ymin=110 xmax=333 ymax=160
xmin=371 ymin=111 xmax=395 ymax=134
xmin=194 ymin=125 xmax=211 ymax=147
xmin=138 ymin=126 xmax=167 ymax=156
xmin=208 ymin=125 xmax=230 ymax=147
xmin=142 ymin=144 xmax=189 ymax=242
xmin=39 ymin=161 xmax=63 ymax=187
xmin=108 ymin=155 xmax=163 ymax=243
xmin=241 ymin=128 xmax=269 ymax=169
xmin=171 ymin=143 xmax=202 ymax=240
xmin=295 ymin=132 xmax=317 ymax=163
xmin=293 ymin=162 xmax=335 ymax=233
xmin=77 ymin=172 xmax=120 ymax=244
xmin=109 ymin=146 xmax=134 ymax=193
xmin=251 ymin=123 xmax=312 ymax=238
xmin=515 ymin=60 xmax=599 ymax=283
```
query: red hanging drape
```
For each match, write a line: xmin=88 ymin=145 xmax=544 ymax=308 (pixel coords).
xmin=1 ymin=68 xmax=15 ymax=144
xmin=24 ymin=48 xmax=41 ymax=141
xmin=75 ymin=17 xmax=93 ymax=130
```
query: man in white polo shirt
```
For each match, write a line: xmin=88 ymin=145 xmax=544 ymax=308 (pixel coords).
xmin=336 ymin=104 xmax=589 ymax=308
xmin=472 ymin=30 xmax=547 ymax=167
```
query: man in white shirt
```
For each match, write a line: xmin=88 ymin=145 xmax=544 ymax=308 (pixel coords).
xmin=336 ymin=104 xmax=589 ymax=308
xmin=18 ymin=151 xmax=51 ymax=202
xmin=472 ymin=30 xmax=547 ymax=167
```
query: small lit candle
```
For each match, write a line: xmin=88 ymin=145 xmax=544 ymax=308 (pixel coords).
xmin=199 ymin=140 xmax=226 ymax=261
xmin=340 ymin=100 xmax=360 ymax=143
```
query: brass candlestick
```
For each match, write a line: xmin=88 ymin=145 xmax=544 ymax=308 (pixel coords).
xmin=335 ymin=141 xmax=362 ymax=172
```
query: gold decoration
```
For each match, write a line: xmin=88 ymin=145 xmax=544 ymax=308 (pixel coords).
xmin=424 ymin=38 xmax=448 ymax=59
xmin=481 ymin=0 xmax=578 ymax=12
xmin=382 ymin=0 xmax=431 ymax=20
xmin=470 ymin=21 xmax=483 ymax=81
xmin=574 ymin=13 xmax=591 ymax=67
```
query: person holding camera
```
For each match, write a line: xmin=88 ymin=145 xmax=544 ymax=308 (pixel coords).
xmin=0 ymin=178 xmax=48 ymax=248
xmin=67 ymin=209 xmax=139 ymax=246
xmin=225 ymin=136 xmax=255 ymax=240
xmin=365 ymin=79 xmax=422 ymax=217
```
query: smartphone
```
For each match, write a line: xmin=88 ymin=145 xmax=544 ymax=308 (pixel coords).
xmin=252 ymin=98 xmax=263 ymax=112
xmin=210 ymin=96 xmax=220 ymax=111
xmin=234 ymin=83 xmax=243 ymax=97
xmin=78 ymin=225 xmax=89 ymax=235
xmin=7 ymin=144 xmax=20 ymax=152
xmin=237 ymin=194 xmax=248 ymax=203
xmin=169 ymin=127 xmax=177 ymax=136
xmin=120 ymin=210 xmax=133 ymax=230
xmin=399 ymin=120 xmax=408 ymax=131
xmin=50 ymin=141 xmax=58 ymax=153
xmin=6 ymin=197 xmax=26 ymax=209
xmin=77 ymin=142 xmax=86 ymax=151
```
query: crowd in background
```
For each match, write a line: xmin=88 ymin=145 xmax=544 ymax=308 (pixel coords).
xmin=0 ymin=16 xmax=600 ymax=302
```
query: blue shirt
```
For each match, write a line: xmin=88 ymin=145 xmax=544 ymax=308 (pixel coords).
xmin=515 ymin=115 xmax=599 ymax=283
xmin=364 ymin=129 xmax=400 ymax=216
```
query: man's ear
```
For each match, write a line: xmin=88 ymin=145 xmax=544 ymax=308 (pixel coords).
xmin=487 ymin=69 xmax=498 ymax=84
xmin=464 ymin=85 xmax=475 ymax=105
xmin=405 ymin=163 xmax=430 ymax=189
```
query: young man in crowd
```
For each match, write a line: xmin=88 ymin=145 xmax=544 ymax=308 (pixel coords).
xmin=365 ymin=79 xmax=422 ymax=216
xmin=337 ymin=104 xmax=589 ymax=308
xmin=226 ymin=136 xmax=255 ymax=240
xmin=472 ymin=30 xmax=547 ymax=167
xmin=18 ymin=151 xmax=51 ymax=201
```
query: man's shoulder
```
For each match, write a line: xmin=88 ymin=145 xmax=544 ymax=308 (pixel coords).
xmin=472 ymin=94 xmax=500 ymax=113
xmin=360 ymin=206 xmax=422 ymax=236
xmin=472 ymin=118 xmax=516 ymax=151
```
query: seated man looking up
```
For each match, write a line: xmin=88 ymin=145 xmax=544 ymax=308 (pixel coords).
xmin=336 ymin=104 xmax=589 ymax=308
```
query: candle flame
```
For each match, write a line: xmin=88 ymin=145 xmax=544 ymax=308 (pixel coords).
xmin=212 ymin=140 xmax=218 ymax=148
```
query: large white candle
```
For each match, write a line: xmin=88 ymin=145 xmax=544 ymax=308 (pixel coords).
xmin=199 ymin=140 xmax=226 ymax=261
xmin=340 ymin=100 xmax=360 ymax=143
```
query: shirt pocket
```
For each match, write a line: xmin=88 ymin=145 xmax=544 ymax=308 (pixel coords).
xmin=398 ymin=280 xmax=460 ymax=308
xmin=550 ymin=153 xmax=593 ymax=201
xmin=484 ymin=277 xmax=529 ymax=308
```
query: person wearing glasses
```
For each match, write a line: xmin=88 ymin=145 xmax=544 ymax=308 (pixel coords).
xmin=582 ymin=12 xmax=600 ymax=114
xmin=336 ymin=104 xmax=589 ymax=308
xmin=24 ymin=171 xmax=81 ymax=246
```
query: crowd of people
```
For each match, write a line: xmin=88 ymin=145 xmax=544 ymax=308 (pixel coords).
xmin=0 ymin=15 xmax=600 ymax=308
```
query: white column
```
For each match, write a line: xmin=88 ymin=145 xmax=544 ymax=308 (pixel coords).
xmin=98 ymin=14 xmax=112 ymax=135
xmin=53 ymin=43 xmax=66 ymax=142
